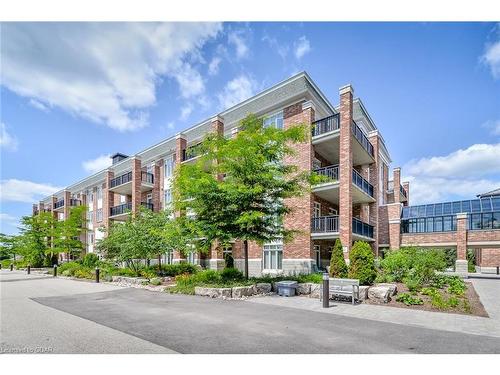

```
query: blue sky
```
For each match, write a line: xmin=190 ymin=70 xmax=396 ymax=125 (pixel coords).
xmin=1 ymin=22 xmax=500 ymax=234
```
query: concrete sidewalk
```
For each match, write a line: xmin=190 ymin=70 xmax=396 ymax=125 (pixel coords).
xmin=470 ymin=278 xmax=500 ymax=320
xmin=247 ymin=293 xmax=500 ymax=339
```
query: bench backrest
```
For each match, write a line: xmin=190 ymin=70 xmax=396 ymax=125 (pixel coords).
xmin=329 ymin=278 xmax=359 ymax=287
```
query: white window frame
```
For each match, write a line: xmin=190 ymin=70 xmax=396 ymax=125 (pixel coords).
xmin=263 ymin=243 xmax=283 ymax=270
xmin=96 ymin=186 xmax=103 ymax=200
xmin=164 ymin=155 xmax=175 ymax=179
xmin=146 ymin=193 xmax=153 ymax=204
xmin=263 ymin=111 xmax=284 ymax=130
xmin=314 ymin=202 xmax=321 ymax=218
xmin=328 ymin=207 xmax=338 ymax=216
xmin=96 ymin=208 xmax=103 ymax=223
xmin=314 ymin=245 xmax=321 ymax=267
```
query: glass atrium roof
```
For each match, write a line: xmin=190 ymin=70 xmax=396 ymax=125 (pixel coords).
xmin=401 ymin=196 xmax=500 ymax=219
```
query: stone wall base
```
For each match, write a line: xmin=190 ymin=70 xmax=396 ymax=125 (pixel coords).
xmin=455 ymin=259 xmax=468 ymax=274
xmin=208 ymin=259 xmax=225 ymax=271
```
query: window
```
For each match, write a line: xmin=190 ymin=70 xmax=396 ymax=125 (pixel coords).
xmin=97 ymin=186 xmax=103 ymax=200
xmin=165 ymin=155 xmax=175 ymax=179
xmin=314 ymin=245 xmax=321 ymax=267
xmin=328 ymin=207 xmax=338 ymax=216
xmin=313 ymin=202 xmax=321 ymax=218
xmin=187 ymin=251 xmax=196 ymax=265
xmin=263 ymin=243 xmax=283 ymax=270
xmin=164 ymin=251 xmax=174 ymax=265
xmin=146 ymin=193 xmax=152 ymax=204
xmin=87 ymin=232 xmax=94 ymax=245
xmin=86 ymin=210 xmax=93 ymax=222
xmin=164 ymin=189 xmax=172 ymax=205
xmin=96 ymin=208 xmax=103 ymax=223
xmin=313 ymin=158 xmax=322 ymax=170
xmin=263 ymin=111 xmax=284 ymax=130
xmin=87 ymin=190 xmax=94 ymax=204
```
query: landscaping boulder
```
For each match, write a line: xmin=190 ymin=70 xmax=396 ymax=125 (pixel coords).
xmin=376 ymin=283 xmax=397 ymax=296
xmin=255 ymin=283 xmax=272 ymax=294
xmin=368 ymin=286 xmax=392 ymax=303
xmin=310 ymin=284 xmax=321 ymax=298
xmin=358 ymin=286 xmax=369 ymax=301
xmin=297 ymin=283 xmax=312 ymax=295
xmin=195 ymin=287 xmax=232 ymax=298
xmin=232 ymin=285 xmax=257 ymax=298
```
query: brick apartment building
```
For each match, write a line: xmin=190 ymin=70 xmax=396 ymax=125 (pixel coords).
xmin=33 ymin=72 xmax=500 ymax=275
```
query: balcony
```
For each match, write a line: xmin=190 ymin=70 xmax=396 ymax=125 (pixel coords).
xmin=109 ymin=202 xmax=154 ymax=220
xmin=311 ymin=114 xmax=340 ymax=138
xmin=53 ymin=199 xmax=65 ymax=211
xmin=312 ymin=115 xmax=375 ymax=168
xmin=352 ymin=169 xmax=375 ymax=203
xmin=109 ymin=171 xmax=154 ymax=195
xmin=182 ymin=143 xmax=204 ymax=162
xmin=400 ymin=184 xmax=408 ymax=201
xmin=311 ymin=215 xmax=339 ymax=238
xmin=352 ymin=217 xmax=374 ymax=240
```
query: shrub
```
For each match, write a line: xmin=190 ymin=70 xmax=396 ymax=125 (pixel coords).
xmin=380 ymin=250 xmax=411 ymax=282
xmin=447 ymin=277 xmax=466 ymax=296
xmin=403 ymin=272 xmax=422 ymax=292
xmin=112 ymin=267 xmax=137 ymax=277
xmin=221 ymin=267 xmax=244 ymax=282
xmin=348 ymin=241 xmax=376 ymax=285
xmin=82 ymin=253 xmax=99 ymax=268
xmin=224 ymin=253 xmax=234 ymax=269
xmin=140 ymin=268 xmax=157 ymax=280
xmin=73 ymin=268 xmax=93 ymax=279
xmin=161 ymin=263 xmax=198 ymax=277
xmin=396 ymin=293 xmax=423 ymax=306
xmin=150 ymin=277 xmax=162 ymax=286
xmin=57 ymin=261 xmax=82 ymax=276
xmin=447 ymin=296 xmax=460 ymax=308
xmin=412 ymin=248 xmax=446 ymax=284
xmin=329 ymin=239 xmax=348 ymax=278
xmin=193 ymin=270 xmax=222 ymax=284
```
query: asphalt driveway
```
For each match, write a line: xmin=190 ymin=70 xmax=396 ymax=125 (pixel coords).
xmin=31 ymin=286 xmax=500 ymax=354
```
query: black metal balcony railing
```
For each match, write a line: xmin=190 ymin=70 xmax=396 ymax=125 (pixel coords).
xmin=311 ymin=114 xmax=340 ymax=137
xmin=400 ymin=184 xmax=407 ymax=199
xmin=314 ymin=165 xmax=339 ymax=181
xmin=352 ymin=217 xmax=374 ymax=238
xmin=351 ymin=121 xmax=374 ymax=157
xmin=141 ymin=171 xmax=154 ymax=184
xmin=352 ymin=169 xmax=374 ymax=197
xmin=110 ymin=171 xmax=154 ymax=188
xmin=110 ymin=202 xmax=132 ymax=217
xmin=69 ymin=198 xmax=82 ymax=207
xmin=311 ymin=215 xmax=339 ymax=233
xmin=54 ymin=199 xmax=65 ymax=209
xmin=141 ymin=202 xmax=154 ymax=211
xmin=182 ymin=143 xmax=204 ymax=161
xmin=110 ymin=172 xmax=132 ymax=188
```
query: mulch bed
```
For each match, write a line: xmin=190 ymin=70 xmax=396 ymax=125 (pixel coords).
xmin=364 ymin=281 xmax=489 ymax=317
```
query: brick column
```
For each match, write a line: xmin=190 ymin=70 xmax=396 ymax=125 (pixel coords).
xmin=402 ymin=181 xmax=410 ymax=205
xmin=63 ymin=190 xmax=71 ymax=220
xmin=393 ymin=167 xmax=401 ymax=203
xmin=339 ymin=84 xmax=354 ymax=258
xmin=368 ymin=131 xmax=380 ymax=256
xmin=455 ymin=212 xmax=468 ymax=274
xmin=104 ymin=169 xmax=115 ymax=228
xmin=281 ymin=100 xmax=315 ymax=274
xmin=152 ymin=163 xmax=161 ymax=212
xmin=209 ymin=116 xmax=226 ymax=270
xmin=175 ymin=132 xmax=187 ymax=165
xmin=80 ymin=193 xmax=87 ymax=252
xmin=387 ymin=203 xmax=402 ymax=250
xmin=131 ymin=157 xmax=142 ymax=214
xmin=158 ymin=158 xmax=165 ymax=210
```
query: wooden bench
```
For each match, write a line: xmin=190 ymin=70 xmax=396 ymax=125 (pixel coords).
xmin=320 ymin=278 xmax=360 ymax=305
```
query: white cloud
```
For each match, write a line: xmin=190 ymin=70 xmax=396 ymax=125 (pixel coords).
xmin=180 ymin=105 xmax=193 ymax=121
xmin=228 ymin=29 xmax=249 ymax=60
xmin=208 ymin=56 xmax=221 ymax=76
xmin=482 ymin=24 xmax=500 ymax=79
xmin=82 ymin=154 xmax=112 ymax=174
xmin=166 ymin=122 xmax=175 ymax=130
xmin=262 ymin=34 xmax=289 ymax=60
xmin=217 ymin=75 xmax=257 ymax=110
xmin=482 ymin=120 xmax=500 ymax=136
xmin=29 ymin=98 xmax=49 ymax=112
xmin=0 ymin=123 xmax=18 ymax=151
xmin=1 ymin=23 xmax=221 ymax=132
xmin=403 ymin=143 xmax=500 ymax=205
xmin=294 ymin=36 xmax=311 ymax=59
xmin=0 ymin=179 xmax=62 ymax=203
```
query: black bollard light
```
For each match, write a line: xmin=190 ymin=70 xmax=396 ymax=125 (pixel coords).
xmin=322 ymin=272 xmax=329 ymax=308
xmin=497 ymin=266 xmax=499 ymax=275
xmin=0 ymin=263 xmax=2 ymax=270
xmin=27 ymin=264 xmax=31 ymax=275
xmin=95 ymin=267 xmax=100 ymax=283
xmin=10 ymin=263 xmax=14 ymax=271
xmin=53 ymin=264 xmax=58 ymax=277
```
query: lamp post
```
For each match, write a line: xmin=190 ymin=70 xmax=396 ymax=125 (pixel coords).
xmin=322 ymin=273 xmax=329 ymax=308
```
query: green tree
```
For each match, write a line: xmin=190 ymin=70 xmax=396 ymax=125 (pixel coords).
xmin=0 ymin=233 xmax=18 ymax=260
xmin=348 ymin=241 xmax=377 ymax=285
xmin=329 ymin=239 xmax=348 ymax=278
xmin=17 ymin=211 xmax=55 ymax=267
xmin=53 ymin=205 xmax=87 ymax=261
xmin=174 ymin=114 xmax=310 ymax=278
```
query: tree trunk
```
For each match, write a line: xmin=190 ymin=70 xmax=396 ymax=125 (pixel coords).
xmin=244 ymin=239 xmax=249 ymax=280
xmin=157 ymin=254 xmax=161 ymax=271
